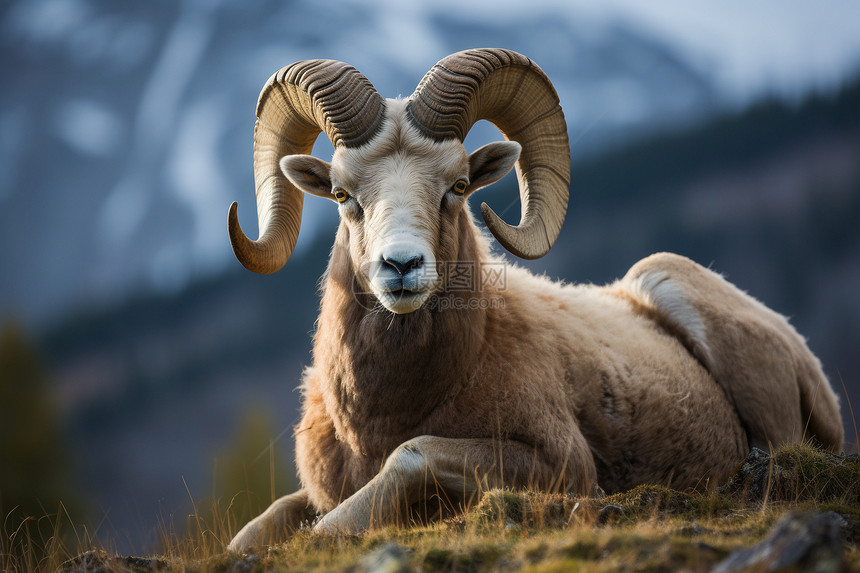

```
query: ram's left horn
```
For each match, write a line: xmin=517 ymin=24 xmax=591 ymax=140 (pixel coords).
xmin=407 ymin=48 xmax=570 ymax=260
xmin=229 ymin=60 xmax=386 ymax=274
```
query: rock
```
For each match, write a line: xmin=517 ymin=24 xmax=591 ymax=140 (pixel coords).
xmin=712 ymin=511 xmax=845 ymax=573
xmin=596 ymin=504 xmax=625 ymax=525
xmin=62 ymin=551 xmax=112 ymax=573
xmin=225 ymin=553 xmax=261 ymax=573
xmin=61 ymin=550 xmax=270 ymax=573
xmin=722 ymin=447 xmax=779 ymax=500
xmin=61 ymin=550 xmax=168 ymax=572
xmin=350 ymin=542 xmax=411 ymax=573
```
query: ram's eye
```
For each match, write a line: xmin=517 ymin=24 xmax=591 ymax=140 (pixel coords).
xmin=452 ymin=179 xmax=468 ymax=195
xmin=333 ymin=188 xmax=349 ymax=203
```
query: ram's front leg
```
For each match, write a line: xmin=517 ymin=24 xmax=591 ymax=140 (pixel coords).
xmin=314 ymin=435 xmax=593 ymax=535
xmin=228 ymin=489 xmax=316 ymax=552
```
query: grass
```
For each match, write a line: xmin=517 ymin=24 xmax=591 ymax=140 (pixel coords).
xmin=4 ymin=444 xmax=860 ymax=572
xmin=0 ymin=502 xmax=97 ymax=573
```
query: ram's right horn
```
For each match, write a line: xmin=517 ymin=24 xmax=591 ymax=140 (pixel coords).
xmin=229 ymin=60 xmax=386 ymax=274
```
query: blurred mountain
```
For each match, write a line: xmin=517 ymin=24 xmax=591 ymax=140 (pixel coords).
xmin=0 ymin=0 xmax=731 ymax=328
xmin=38 ymin=78 xmax=860 ymax=551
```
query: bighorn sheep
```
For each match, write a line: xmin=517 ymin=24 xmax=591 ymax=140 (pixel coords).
xmin=226 ymin=49 xmax=843 ymax=551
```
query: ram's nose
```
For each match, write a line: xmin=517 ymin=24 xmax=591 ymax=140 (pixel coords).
xmin=369 ymin=238 xmax=438 ymax=299
xmin=382 ymin=254 xmax=424 ymax=278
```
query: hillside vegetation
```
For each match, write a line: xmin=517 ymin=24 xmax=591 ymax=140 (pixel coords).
xmin=39 ymin=444 xmax=860 ymax=572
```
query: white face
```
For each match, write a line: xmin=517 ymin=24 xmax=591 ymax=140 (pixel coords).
xmin=280 ymin=99 xmax=521 ymax=314
xmin=332 ymin=131 xmax=466 ymax=313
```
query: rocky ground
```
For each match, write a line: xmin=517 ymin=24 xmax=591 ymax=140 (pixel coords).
xmin=53 ymin=445 xmax=860 ymax=573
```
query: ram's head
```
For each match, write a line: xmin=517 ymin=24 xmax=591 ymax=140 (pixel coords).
xmin=228 ymin=49 xmax=570 ymax=314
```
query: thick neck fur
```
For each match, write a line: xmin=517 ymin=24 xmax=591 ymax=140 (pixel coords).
xmin=313 ymin=211 xmax=491 ymax=458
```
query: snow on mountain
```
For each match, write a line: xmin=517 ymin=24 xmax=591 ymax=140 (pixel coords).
xmin=1 ymin=0 xmax=859 ymax=327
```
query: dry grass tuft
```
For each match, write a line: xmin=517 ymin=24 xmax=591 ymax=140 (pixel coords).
xmin=723 ymin=444 xmax=860 ymax=505
xmin=7 ymin=444 xmax=860 ymax=572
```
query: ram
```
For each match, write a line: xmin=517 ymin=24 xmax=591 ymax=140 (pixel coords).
xmin=225 ymin=49 xmax=843 ymax=551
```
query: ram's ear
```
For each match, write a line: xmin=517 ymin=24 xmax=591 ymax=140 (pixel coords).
xmin=280 ymin=155 xmax=336 ymax=201
xmin=467 ymin=141 xmax=521 ymax=193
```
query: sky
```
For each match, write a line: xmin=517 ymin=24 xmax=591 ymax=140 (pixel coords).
xmin=593 ymin=0 xmax=860 ymax=99
xmin=362 ymin=0 xmax=860 ymax=101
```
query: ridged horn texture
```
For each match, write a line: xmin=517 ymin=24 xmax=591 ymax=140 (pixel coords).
xmin=229 ymin=60 xmax=385 ymax=274
xmin=408 ymin=48 xmax=570 ymax=259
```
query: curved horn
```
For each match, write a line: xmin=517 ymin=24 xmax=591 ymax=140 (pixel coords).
xmin=229 ymin=60 xmax=385 ymax=273
xmin=407 ymin=48 xmax=570 ymax=259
